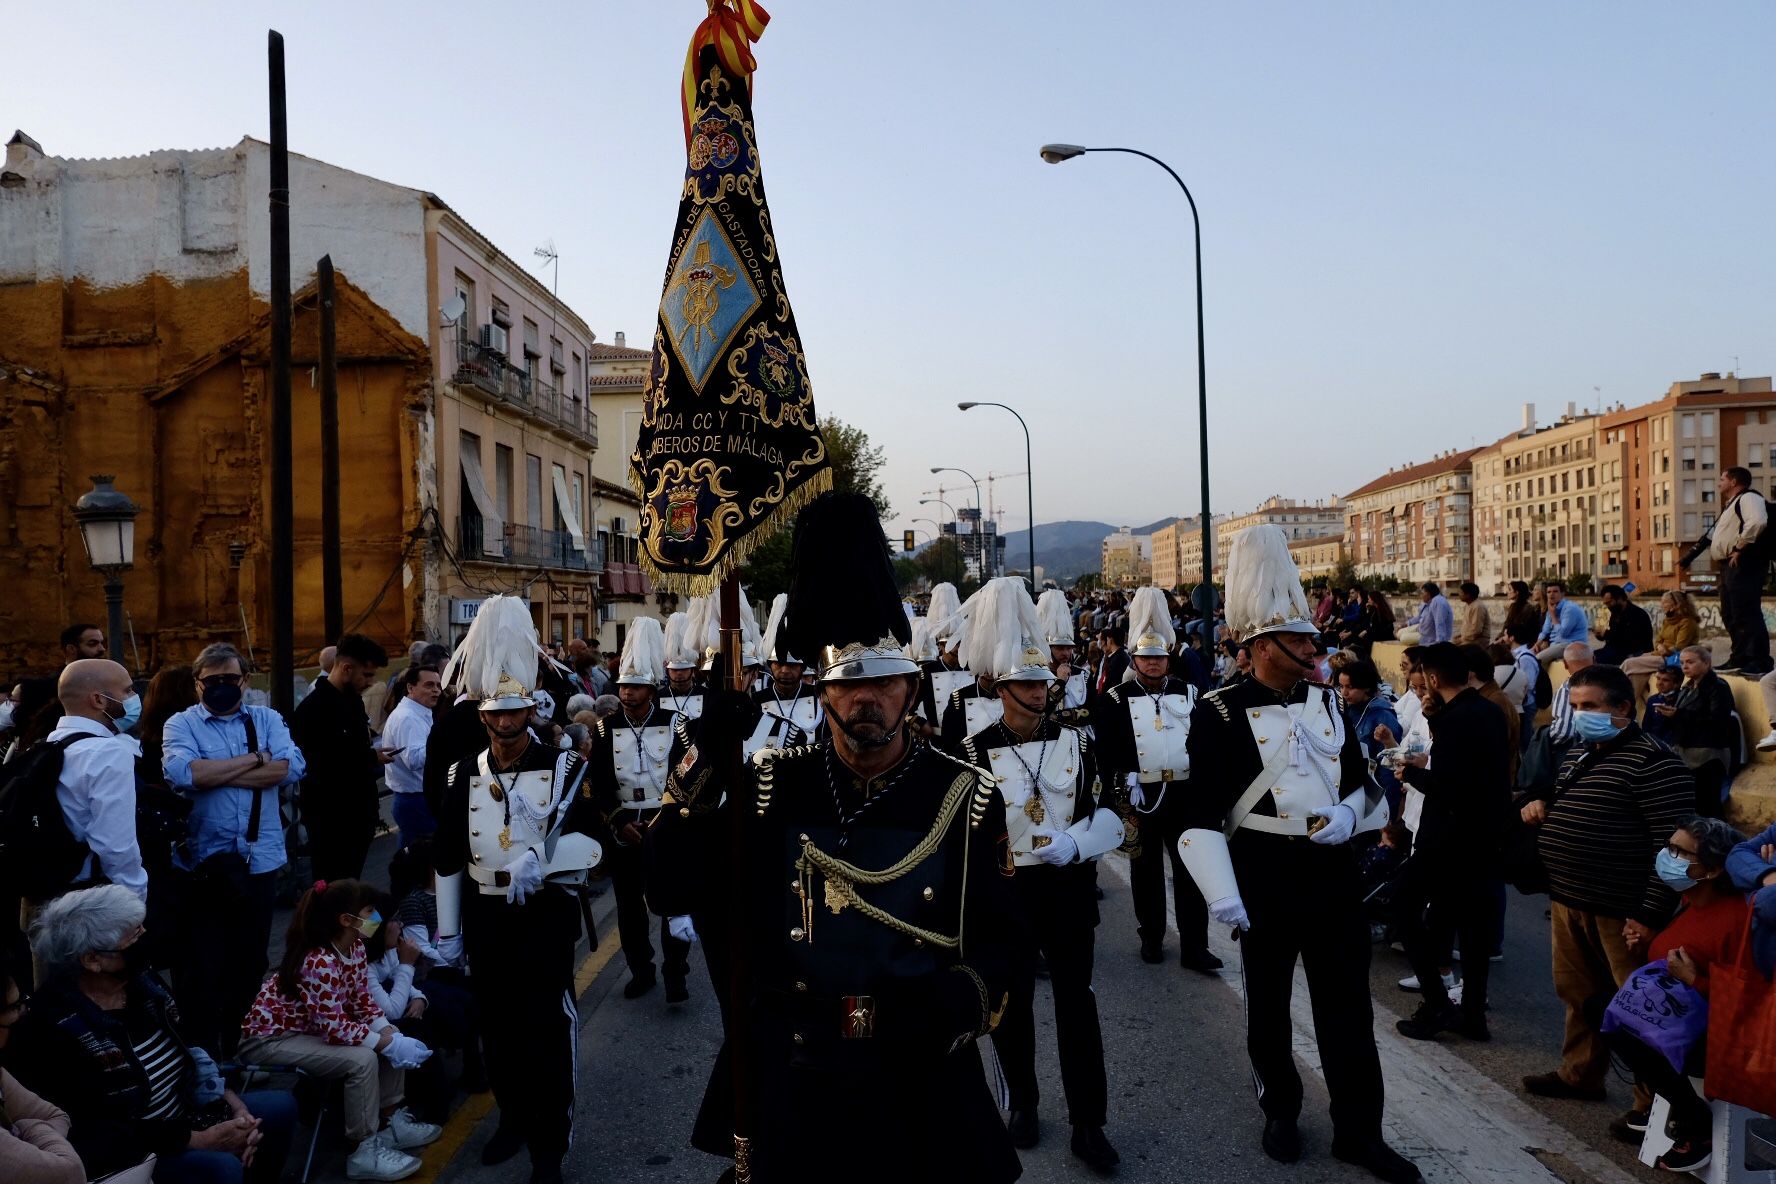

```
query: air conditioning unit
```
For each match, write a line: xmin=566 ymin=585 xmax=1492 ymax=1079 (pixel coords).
xmin=479 ymin=323 xmax=509 ymax=355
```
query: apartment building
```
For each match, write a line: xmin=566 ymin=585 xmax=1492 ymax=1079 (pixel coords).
xmin=1289 ymin=536 xmax=1346 ymax=582
xmin=1468 ymin=405 xmax=1603 ymax=591
xmin=1100 ymin=527 xmax=1151 ymax=588
xmin=1344 ymin=450 xmax=1478 ymax=587
xmin=1213 ymin=496 xmax=1343 ymax=574
xmin=584 ymin=334 xmax=661 ymax=653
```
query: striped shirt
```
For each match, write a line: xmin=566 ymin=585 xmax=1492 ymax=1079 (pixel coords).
xmin=124 ymin=1008 xmax=189 ymax=1122
xmin=1536 ymin=726 xmax=1693 ymax=924
xmin=1547 ymin=681 xmax=1574 ymax=743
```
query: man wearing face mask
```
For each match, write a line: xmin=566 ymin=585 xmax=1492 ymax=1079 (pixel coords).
xmin=1176 ymin=527 xmax=1414 ymax=1184
xmin=1516 ymin=663 xmax=1693 ymax=1112
xmin=162 ymin=643 xmax=307 ymax=1054
xmin=39 ymin=660 xmax=147 ymax=914
xmin=291 ymin=633 xmax=391 ymax=884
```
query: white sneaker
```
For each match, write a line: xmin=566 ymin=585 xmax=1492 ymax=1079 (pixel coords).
xmin=1448 ymin=981 xmax=1464 ymax=1007
xmin=1758 ymin=731 xmax=1776 ymax=752
xmin=346 ymin=1134 xmax=421 ymax=1181
xmin=386 ymin=1108 xmax=442 ymax=1151
xmin=1398 ymin=970 xmax=1458 ymax=992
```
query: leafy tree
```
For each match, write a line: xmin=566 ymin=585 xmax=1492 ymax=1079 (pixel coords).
xmin=1331 ymin=555 xmax=1359 ymax=590
xmin=735 ymin=416 xmax=891 ymax=601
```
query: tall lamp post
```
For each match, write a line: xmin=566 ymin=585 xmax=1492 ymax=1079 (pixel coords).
xmin=72 ymin=475 xmax=140 ymax=667
xmin=1039 ymin=143 xmax=1213 ymax=606
xmin=958 ymin=402 xmax=1037 ymax=586
xmin=930 ymin=466 xmax=984 ymax=578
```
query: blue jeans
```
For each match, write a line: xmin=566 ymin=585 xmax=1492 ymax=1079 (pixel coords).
xmin=153 ymin=1091 xmax=297 ymax=1184
xmin=390 ymin=791 xmax=437 ymax=848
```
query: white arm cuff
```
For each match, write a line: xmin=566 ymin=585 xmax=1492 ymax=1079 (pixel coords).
xmin=435 ymin=871 xmax=462 ymax=937
xmin=1177 ymin=828 xmax=1240 ymax=903
xmin=1064 ymin=807 xmax=1125 ymax=862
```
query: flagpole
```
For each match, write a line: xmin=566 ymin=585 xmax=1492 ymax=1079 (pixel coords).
xmin=719 ymin=574 xmax=754 ymax=1179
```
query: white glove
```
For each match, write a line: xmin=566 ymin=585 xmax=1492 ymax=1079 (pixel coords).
xmin=668 ymin=915 xmax=699 ymax=944
xmin=437 ymin=934 xmax=464 ymax=965
xmin=1034 ymin=832 xmax=1079 ymax=867
xmin=1308 ymin=803 xmax=1357 ymax=846
xmin=382 ymin=1033 xmax=433 ymax=1069
xmin=1126 ymin=773 xmax=1146 ymax=811
xmin=1207 ymin=894 xmax=1250 ymax=930
xmin=504 ymin=849 xmax=544 ymax=905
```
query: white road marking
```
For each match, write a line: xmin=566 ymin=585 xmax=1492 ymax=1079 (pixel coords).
xmin=1099 ymin=854 xmax=1643 ymax=1184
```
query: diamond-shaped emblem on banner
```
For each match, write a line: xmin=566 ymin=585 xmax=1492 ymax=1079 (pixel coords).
xmin=662 ymin=208 xmax=761 ymax=392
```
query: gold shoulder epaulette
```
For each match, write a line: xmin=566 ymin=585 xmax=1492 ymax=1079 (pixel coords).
xmin=750 ymin=743 xmax=818 ymax=816
xmin=1201 ymin=687 xmax=1231 ymax=721
xmin=928 ymin=744 xmax=1001 ymax=830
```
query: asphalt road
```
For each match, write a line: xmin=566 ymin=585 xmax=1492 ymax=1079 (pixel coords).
xmin=414 ymin=852 xmax=1674 ymax=1184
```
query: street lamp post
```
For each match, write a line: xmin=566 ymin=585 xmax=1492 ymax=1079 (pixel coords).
xmin=958 ymin=402 xmax=1036 ymax=587
xmin=72 ymin=475 xmax=141 ymax=667
xmin=930 ymin=466 xmax=985 ymax=578
xmin=1039 ymin=143 xmax=1213 ymax=606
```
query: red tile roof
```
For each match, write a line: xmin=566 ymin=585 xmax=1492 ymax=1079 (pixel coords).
xmin=588 ymin=343 xmax=650 ymax=360
xmin=1344 ymin=447 xmax=1481 ymax=500
xmin=589 ymin=373 xmax=644 ymax=389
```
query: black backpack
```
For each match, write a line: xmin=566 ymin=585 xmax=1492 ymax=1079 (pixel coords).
xmin=1731 ymin=492 xmax=1776 ymax=565
xmin=0 ymin=734 xmax=98 ymax=899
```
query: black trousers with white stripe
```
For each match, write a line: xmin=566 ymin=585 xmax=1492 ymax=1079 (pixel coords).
xmin=465 ymin=886 xmax=581 ymax=1162
xmin=1231 ymin=832 xmax=1385 ymax=1142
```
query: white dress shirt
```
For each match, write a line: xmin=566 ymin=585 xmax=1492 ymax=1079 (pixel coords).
xmin=47 ymin=715 xmax=147 ymax=899
xmin=379 ymin=695 xmax=433 ymax=796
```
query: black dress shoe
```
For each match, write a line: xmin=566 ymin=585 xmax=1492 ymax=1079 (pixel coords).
xmin=1261 ymin=1117 xmax=1302 ymax=1164
xmin=1394 ymin=1002 xmax=1458 ymax=1041
xmin=623 ymin=968 xmax=658 ymax=999
xmin=1007 ymin=1108 xmax=1039 ymax=1149
xmin=481 ymin=1124 xmax=525 ymax=1166
xmin=1070 ymin=1126 xmax=1120 ymax=1174
xmin=1139 ymin=941 xmax=1165 ymax=964
xmin=1331 ymin=1137 xmax=1423 ymax=1184
xmin=665 ymin=977 xmax=690 ymax=1004
xmin=1180 ymin=949 xmax=1224 ymax=973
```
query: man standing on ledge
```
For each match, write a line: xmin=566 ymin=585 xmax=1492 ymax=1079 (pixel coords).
xmin=1177 ymin=525 xmax=1419 ymax=1184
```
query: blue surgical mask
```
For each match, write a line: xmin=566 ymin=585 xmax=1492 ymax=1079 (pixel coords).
xmin=1656 ymin=848 xmax=1699 ymax=893
xmin=1570 ymin=710 xmax=1625 ymax=744
xmin=104 ymin=693 xmax=142 ymax=732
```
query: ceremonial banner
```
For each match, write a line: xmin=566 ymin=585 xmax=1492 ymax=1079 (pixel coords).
xmin=631 ymin=0 xmax=830 ymax=596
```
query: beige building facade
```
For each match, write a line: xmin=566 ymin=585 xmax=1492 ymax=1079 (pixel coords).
xmin=1344 ymin=451 xmax=1477 ymax=587
xmin=584 ymin=336 xmax=662 ymax=653
xmin=1289 ymin=536 xmax=1346 ymax=583
xmin=1100 ymin=527 xmax=1150 ymax=588
xmin=1213 ymin=496 xmax=1343 ymax=574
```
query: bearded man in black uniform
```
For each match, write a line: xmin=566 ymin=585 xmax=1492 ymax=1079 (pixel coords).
xmin=431 ymin=595 xmax=605 ymax=1184
xmin=649 ymin=493 xmax=1024 ymax=1184
xmin=962 ymin=577 xmax=1124 ymax=1174
xmin=1093 ymin=586 xmax=1219 ymax=972
xmin=1177 ymin=526 xmax=1419 ymax=1184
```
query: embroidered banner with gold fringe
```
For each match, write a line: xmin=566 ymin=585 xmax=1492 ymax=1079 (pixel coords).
xmin=631 ymin=0 xmax=830 ymax=597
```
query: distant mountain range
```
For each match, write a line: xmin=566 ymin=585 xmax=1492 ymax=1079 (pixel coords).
xmin=996 ymin=517 xmax=1181 ymax=583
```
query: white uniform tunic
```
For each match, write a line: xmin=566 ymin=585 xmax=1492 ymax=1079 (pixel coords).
xmin=611 ymin=722 xmax=674 ymax=810
xmin=983 ymin=731 xmax=1087 ymax=868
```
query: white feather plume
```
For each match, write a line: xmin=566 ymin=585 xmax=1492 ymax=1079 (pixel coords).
xmin=440 ymin=594 xmax=538 ymax=697
xmin=686 ymin=596 xmax=718 ymax=659
xmin=618 ymin=615 xmax=667 ymax=685
xmin=1225 ymin=524 xmax=1313 ymax=639
xmin=1127 ymin=587 xmax=1176 ymax=650
xmin=961 ymin=577 xmax=1047 ymax=680
xmin=663 ymin=611 xmax=698 ymax=668
xmin=927 ymin=583 xmax=962 ymax=635
xmin=905 ymin=616 xmax=939 ymax=662
xmin=1036 ymin=589 xmax=1075 ymax=645
xmin=761 ymin=593 xmax=791 ymax=661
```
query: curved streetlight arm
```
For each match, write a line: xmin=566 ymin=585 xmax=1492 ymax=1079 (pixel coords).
xmin=1042 ymin=145 xmax=1211 ymax=603
xmin=958 ymin=401 xmax=1036 ymax=584
xmin=931 ymin=465 xmax=986 ymax=578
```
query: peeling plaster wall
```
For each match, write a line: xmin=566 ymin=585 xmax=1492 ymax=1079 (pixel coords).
xmin=0 ymin=137 xmax=438 ymax=674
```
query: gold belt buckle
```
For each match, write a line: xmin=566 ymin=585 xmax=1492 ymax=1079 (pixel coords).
xmin=841 ymin=995 xmax=876 ymax=1039
xmin=1160 ymin=770 xmax=1174 ymax=783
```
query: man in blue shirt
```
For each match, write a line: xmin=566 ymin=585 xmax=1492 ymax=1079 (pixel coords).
xmin=162 ymin=642 xmax=305 ymax=1053
xmin=1406 ymin=583 xmax=1454 ymax=646
xmin=1534 ymin=582 xmax=1592 ymax=671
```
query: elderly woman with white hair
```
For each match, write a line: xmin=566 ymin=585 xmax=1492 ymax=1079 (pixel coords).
xmin=8 ymin=886 xmax=295 ymax=1184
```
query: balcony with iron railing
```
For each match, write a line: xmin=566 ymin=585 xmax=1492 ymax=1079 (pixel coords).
xmin=452 ymin=337 xmax=599 ymax=450
xmin=459 ymin=515 xmax=598 ymax=572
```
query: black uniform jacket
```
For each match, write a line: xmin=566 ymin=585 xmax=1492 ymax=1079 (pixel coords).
xmin=964 ymin=717 xmax=1101 ymax=926
xmin=647 ymin=727 xmax=1025 ymax=1183
xmin=1178 ymin=677 xmax=1367 ymax=835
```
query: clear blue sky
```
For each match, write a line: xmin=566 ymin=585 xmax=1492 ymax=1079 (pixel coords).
xmin=11 ymin=1 xmax=1774 ymax=544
